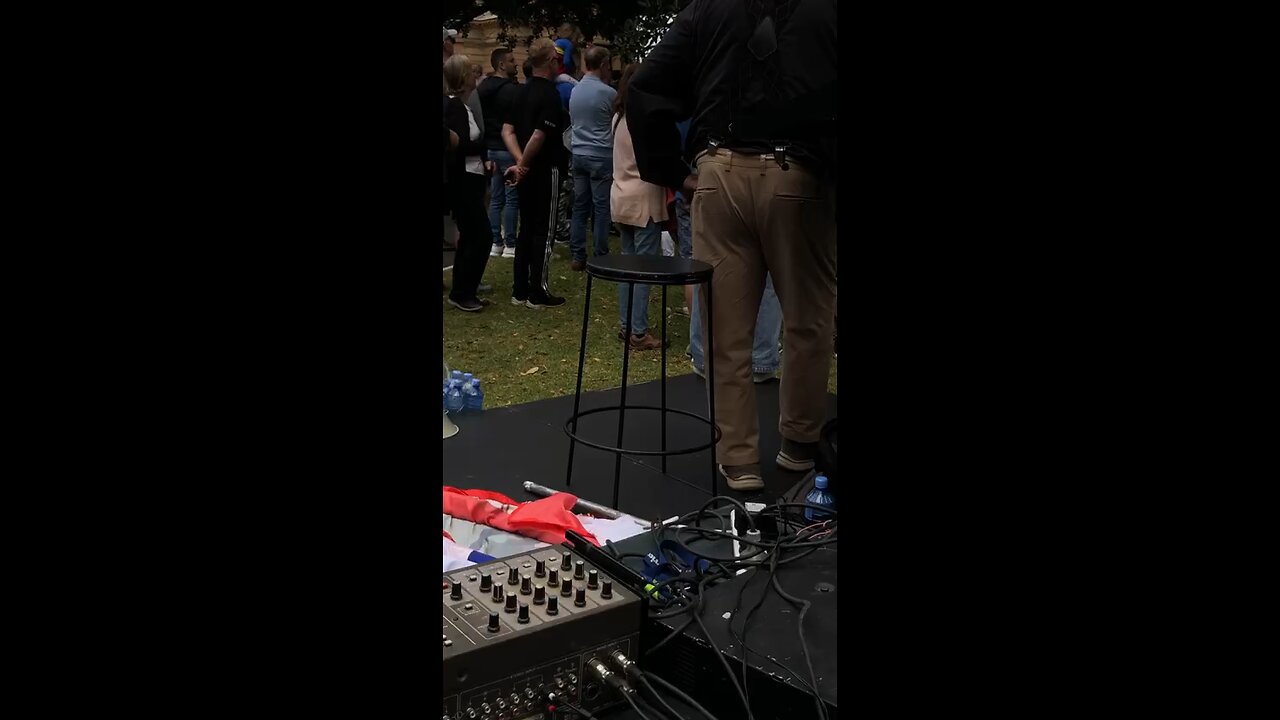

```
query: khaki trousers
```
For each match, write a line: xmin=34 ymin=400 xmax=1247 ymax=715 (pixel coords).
xmin=692 ymin=150 xmax=837 ymax=466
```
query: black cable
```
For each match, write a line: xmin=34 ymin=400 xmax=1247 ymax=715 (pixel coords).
xmin=642 ymin=672 xmax=723 ymax=720
xmin=622 ymin=691 xmax=657 ymax=720
xmin=692 ymin=496 xmax=757 ymax=533
xmin=638 ymin=495 xmax=837 ymax=720
xmin=553 ymin=698 xmax=595 ymax=719
xmin=639 ymin=674 xmax=689 ymax=720
xmin=769 ymin=571 xmax=827 ymax=720
xmin=690 ymin=601 xmax=754 ymax=720
xmin=644 ymin=613 xmax=696 ymax=656
xmin=729 ymin=547 xmax=825 ymax=719
xmin=639 ymin=693 xmax=679 ymax=720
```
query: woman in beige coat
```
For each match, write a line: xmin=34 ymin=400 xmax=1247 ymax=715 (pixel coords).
xmin=610 ymin=63 xmax=668 ymax=351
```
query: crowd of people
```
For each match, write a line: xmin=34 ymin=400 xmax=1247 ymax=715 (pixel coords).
xmin=443 ymin=0 xmax=836 ymax=495
xmin=441 ymin=24 xmax=783 ymax=349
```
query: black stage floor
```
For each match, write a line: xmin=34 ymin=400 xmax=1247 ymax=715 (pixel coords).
xmin=442 ymin=373 xmax=837 ymax=521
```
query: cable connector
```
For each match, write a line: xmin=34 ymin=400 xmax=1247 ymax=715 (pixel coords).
xmin=587 ymin=656 xmax=634 ymax=695
xmin=608 ymin=649 xmax=644 ymax=684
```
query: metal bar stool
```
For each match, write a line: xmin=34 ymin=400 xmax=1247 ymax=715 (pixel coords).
xmin=564 ymin=255 xmax=720 ymax=509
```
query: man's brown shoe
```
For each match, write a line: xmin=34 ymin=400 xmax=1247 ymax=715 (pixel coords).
xmin=719 ymin=464 xmax=764 ymax=492
xmin=571 ymin=259 xmax=586 ymax=272
xmin=628 ymin=333 xmax=663 ymax=351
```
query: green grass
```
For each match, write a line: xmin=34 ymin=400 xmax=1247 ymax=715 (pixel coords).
xmin=444 ymin=236 xmax=837 ymax=409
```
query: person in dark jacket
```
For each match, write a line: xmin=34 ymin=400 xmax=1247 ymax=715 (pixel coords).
xmin=443 ymin=54 xmax=493 ymax=312
xmin=626 ymin=0 xmax=838 ymax=492
xmin=477 ymin=47 xmax=522 ymax=258
xmin=501 ymin=38 xmax=569 ymax=308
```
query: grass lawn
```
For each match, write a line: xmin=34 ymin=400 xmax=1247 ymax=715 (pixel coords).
xmin=444 ymin=234 xmax=837 ymax=409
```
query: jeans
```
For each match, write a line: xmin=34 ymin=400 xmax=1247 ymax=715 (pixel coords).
xmin=570 ymin=154 xmax=612 ymax=262
xmin=617 ymin=219 xmax=662 ymax=336
xmin=487 ymin=149 xmax=519 ymax=247
xmin=675 ymin=195 xmax=693 ymax=259
xmin=690 ymin=274 xmax=781 ymax=374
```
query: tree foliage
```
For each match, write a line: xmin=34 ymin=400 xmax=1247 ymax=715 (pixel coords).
xmin=440 ymin=0 xmax=685 ymax=63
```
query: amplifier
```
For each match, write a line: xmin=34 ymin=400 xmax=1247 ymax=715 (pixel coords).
xmin=648 ymin=546 xmax=838 ymax=720
xmin=442 ymin=546 xmax=645 ymax=720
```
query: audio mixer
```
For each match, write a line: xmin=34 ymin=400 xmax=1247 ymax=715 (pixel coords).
xmin=442 ymin=546 xmax=644 ymax=720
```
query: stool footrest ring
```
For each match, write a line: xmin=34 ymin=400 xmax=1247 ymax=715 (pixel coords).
xmin=564 ymin=405 xmax=722 ymax=456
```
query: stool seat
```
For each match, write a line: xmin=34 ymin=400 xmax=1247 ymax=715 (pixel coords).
xmin=586 ymin=255 xmax=712 ymax=286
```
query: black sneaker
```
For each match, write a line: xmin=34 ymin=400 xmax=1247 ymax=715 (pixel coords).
xmin=447 ymin=297 xmax=484 ymax=313
xmin=526 ymin=294 xmax=566 ymax=308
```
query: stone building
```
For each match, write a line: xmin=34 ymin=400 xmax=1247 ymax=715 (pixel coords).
xmin=449 ymin=12 xmax=622 ymax=76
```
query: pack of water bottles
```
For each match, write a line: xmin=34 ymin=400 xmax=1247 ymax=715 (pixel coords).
xmin=443 ymin=370 xmax=485 ymax=415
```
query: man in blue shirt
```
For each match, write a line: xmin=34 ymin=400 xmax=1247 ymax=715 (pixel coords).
xmin=567 ymin=46 xmax=616 ymax=270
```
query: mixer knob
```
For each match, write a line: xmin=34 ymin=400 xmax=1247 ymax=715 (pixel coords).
xmin=547 ymin=596 xmax=559 ymax=615
xmin=518 ymin=602 xmax=530 ymax=624
xmin=481 ymin=703 xmax=491 ymax=714
xmin=601 ymin=580 xmax=613 ymax=599
xmin=479 ymin=572 xmax=492 ymax=591
xmin=574 ymin=560 xmax=585 ymax=580
xmin=587 ymin=569 xmax=598 ymax=589
xmin=525 ymin=688 xmax=535 ymax=699
xmin=521 ymin=574 xmax=532 ymax=595
xmin=492 ymin=584 xmax=504 ymax=603
xmin=561 ymin=551 xmax=572 ymax=571
xmin=505 ymin=593 xmax=518 ymax=613
xmin=507 ymin=567 xmax=520 ymax=586
xmin=466 ymin=709 xmax=476 ymax=719
xmin=533 ymin=584 xmax=546 ymax=605
xmin=574 ymin=587 xmax=587 ymax=607
xmin=487 ymin=612 xmax=500 ymax=632
xmin=534 ymin=559 xmax=546 ymax=577
xmin=450 ymin=580 xmax=463 ymax=600
xmin=496 ymin=699 xmax=506 ymax=710
xmin=548 ymin=569 xmax=560 ymax=587
xmin=561 ymin=579 xmax=573 ymax=597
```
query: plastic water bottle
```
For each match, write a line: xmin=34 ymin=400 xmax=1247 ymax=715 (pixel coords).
xmin=467 ymin=380 xmax=484 ymax=412
xmin=451 ymin=370 xmax=464 ymax=385
xmin=804 ymin=474 xmax=835 ymax=521
xmin=445 ymin=380 xmax=465 ymax=414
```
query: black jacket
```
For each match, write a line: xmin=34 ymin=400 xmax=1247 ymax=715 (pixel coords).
xmin=627 ymin=0 xmax=838 ymax=190
xmin=444 ymin=95 xmax=489 ymax=184
xmin=477 ymin=75 xmax=521 ymax=151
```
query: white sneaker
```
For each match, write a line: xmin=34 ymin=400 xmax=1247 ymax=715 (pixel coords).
xmin=489 ymin=244 xmax=503 ymax=257
xmin=502 ymin=246 xmax=516 ymax=258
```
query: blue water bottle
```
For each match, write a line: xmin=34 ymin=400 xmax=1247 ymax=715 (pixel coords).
xmin=804 ymin=474 xmax=835 ymax=521
xmin=467 ymin=379 xmax=484 ymax=412
xmin=445 ymin=380 xmax=465 ymax=414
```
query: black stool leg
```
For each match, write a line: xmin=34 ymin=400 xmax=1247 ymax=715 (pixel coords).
xmin=661 ymin=284 xmax=668 ymax=474
xmin=705 ymin=278 xmax=717 ymax=496
xmin=614 ymin=281 xmax=636 ymax=508
xmin=566 ymin=275 xmax=594 ymax=487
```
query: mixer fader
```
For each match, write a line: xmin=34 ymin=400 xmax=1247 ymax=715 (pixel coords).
xmin=443 ymin=547 xmax=643 ymax=720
